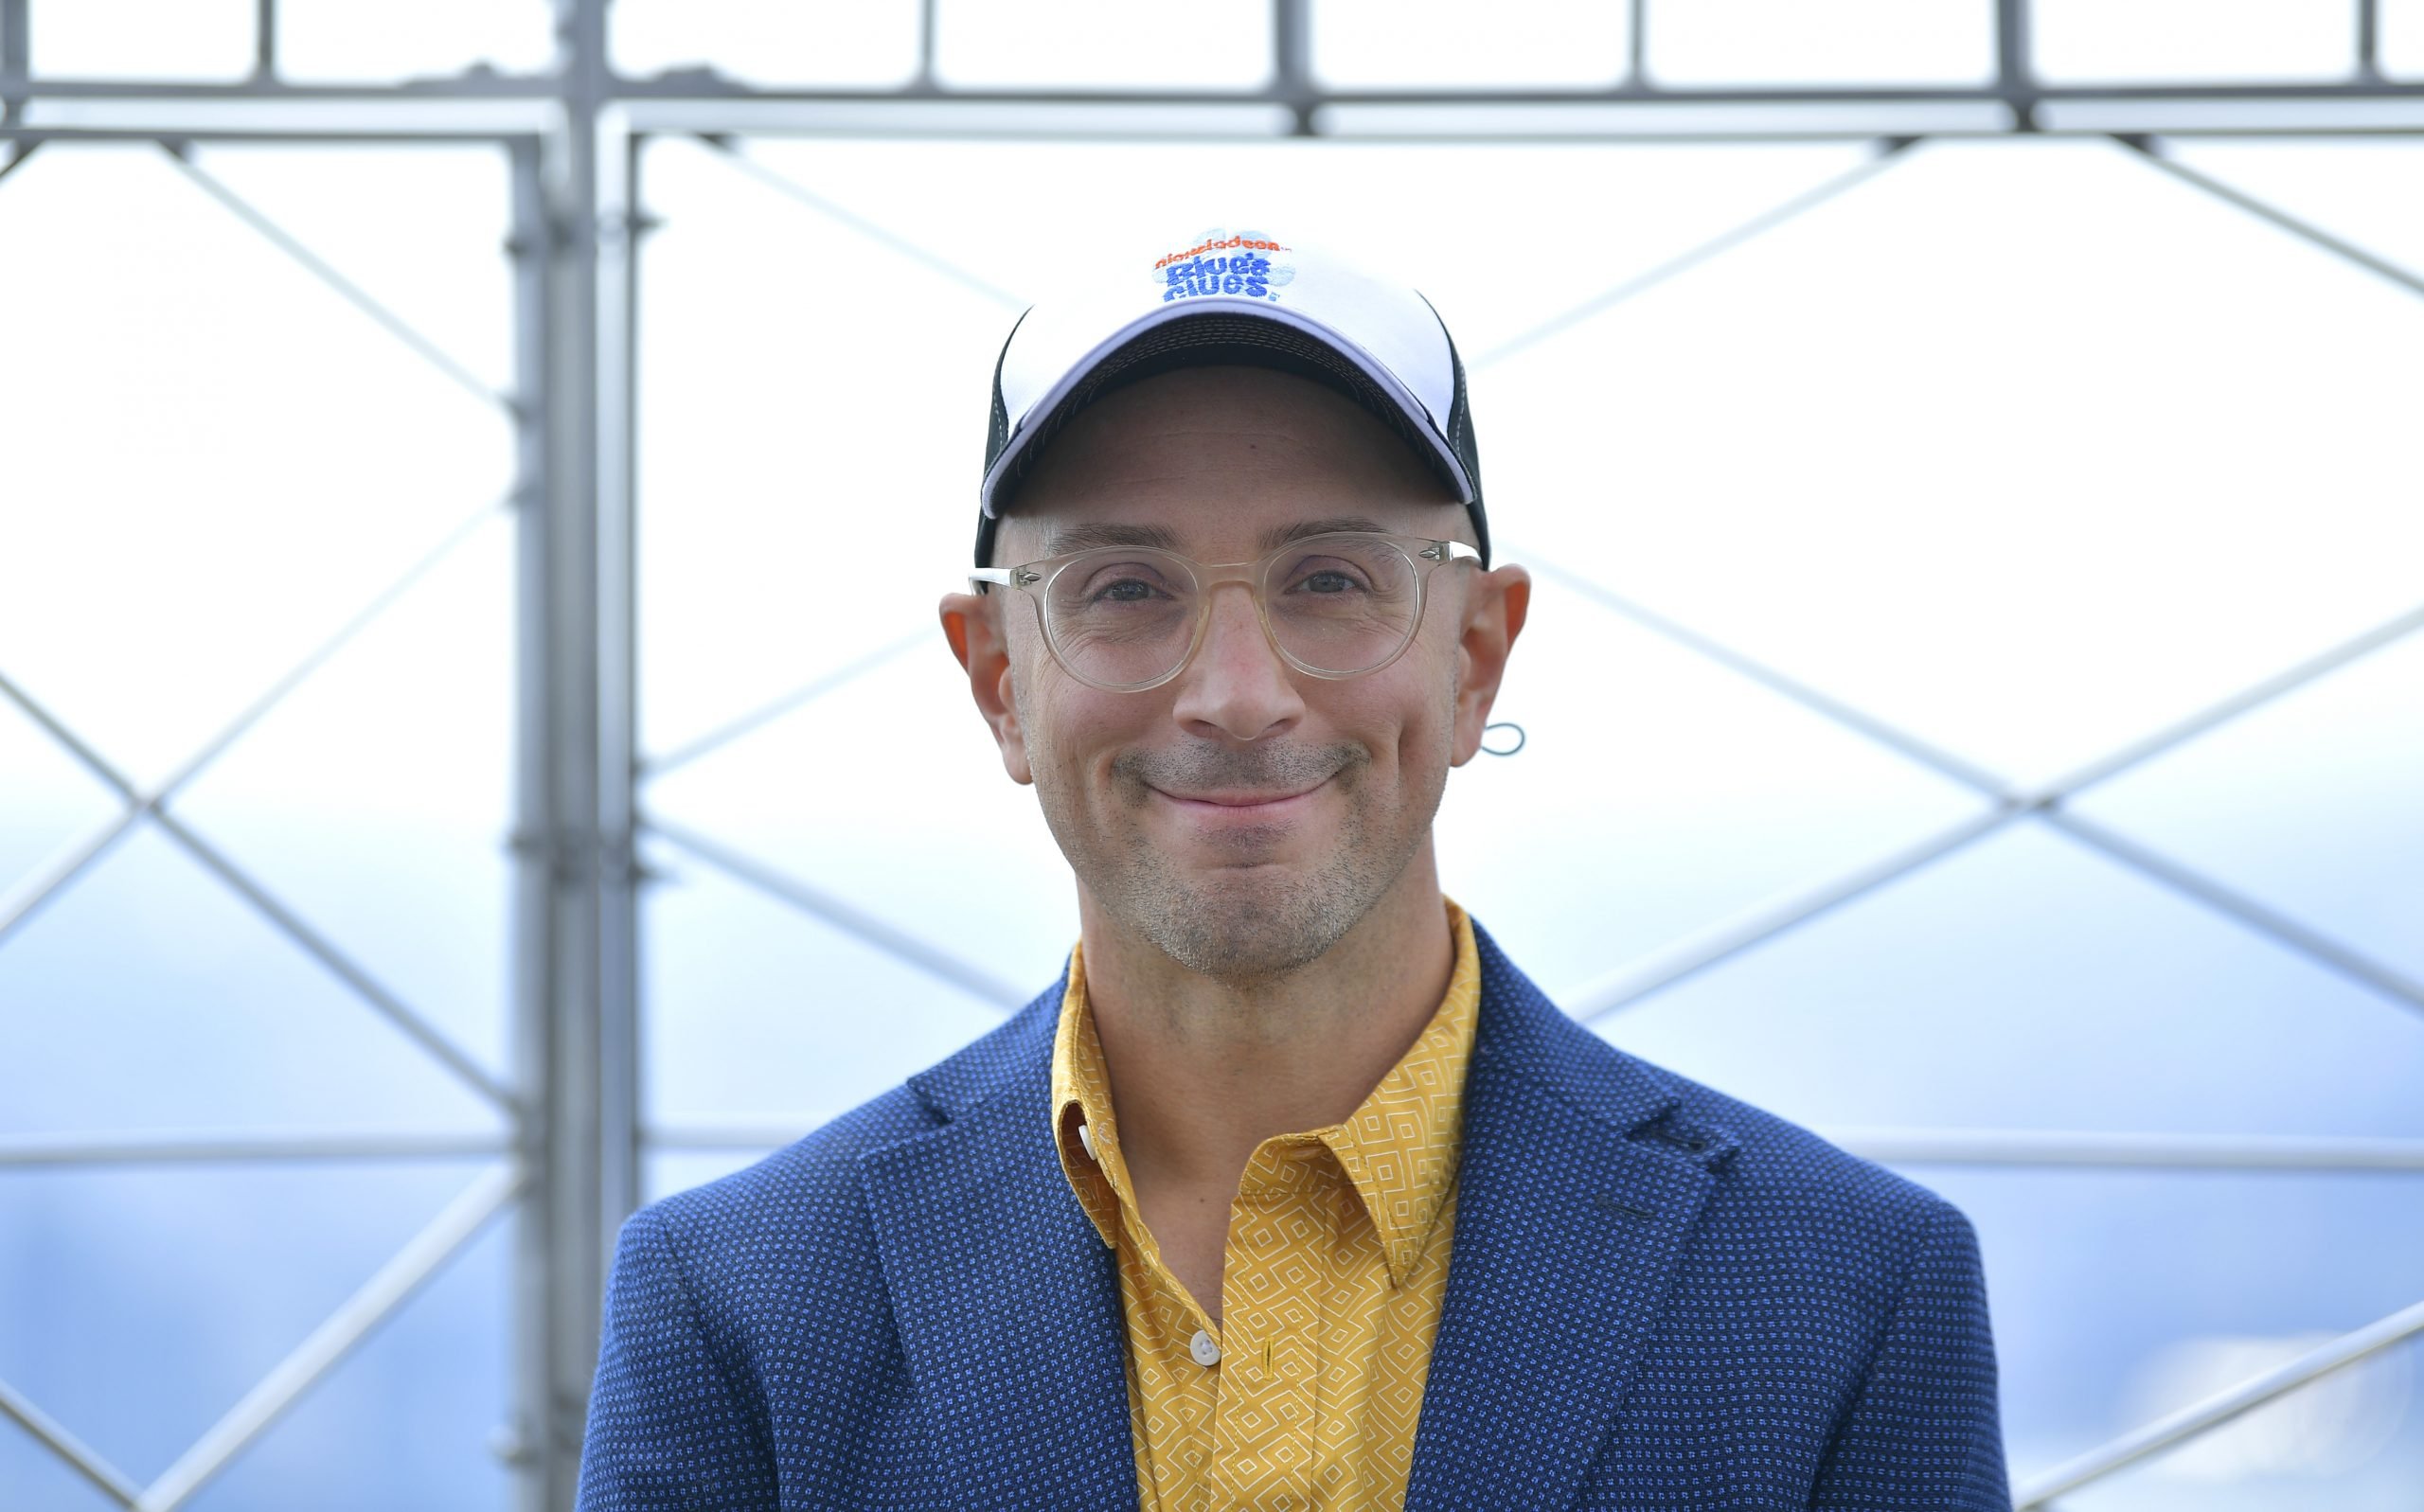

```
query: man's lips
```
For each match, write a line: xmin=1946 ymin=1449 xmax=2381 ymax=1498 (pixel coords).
xmin=1149 ymin=777 xmax=1331 ymax=811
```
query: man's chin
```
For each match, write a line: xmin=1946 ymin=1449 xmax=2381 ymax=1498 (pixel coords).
xmin=1130 ymin=868 xmax=1363 ymax=984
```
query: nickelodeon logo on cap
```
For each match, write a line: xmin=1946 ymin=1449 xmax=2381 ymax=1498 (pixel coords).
xmin=1150 ymin=227 xmax=1297 ymax=304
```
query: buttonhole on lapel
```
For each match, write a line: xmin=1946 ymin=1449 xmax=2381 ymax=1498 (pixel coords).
xmin=1596 ymin=1196 xmax=1656 ymax=1222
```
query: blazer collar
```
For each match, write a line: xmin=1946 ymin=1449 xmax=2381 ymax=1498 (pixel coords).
xmin=1407 ymin=921 xmax=1732 ymax=1511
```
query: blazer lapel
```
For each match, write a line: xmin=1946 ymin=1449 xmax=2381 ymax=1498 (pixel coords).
xmin=1408 ymin=930 xmax=1720 ymax=1511
xmin=861 ymin=993 xmax=1136 ymax=1509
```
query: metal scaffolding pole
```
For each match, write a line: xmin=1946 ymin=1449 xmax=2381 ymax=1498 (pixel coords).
xmin=505 ymin=0 xmax=637 ymax=1483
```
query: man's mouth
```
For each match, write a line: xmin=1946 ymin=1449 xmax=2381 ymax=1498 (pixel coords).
xmin=1147 ymin=775 xmax=1333 ymax=816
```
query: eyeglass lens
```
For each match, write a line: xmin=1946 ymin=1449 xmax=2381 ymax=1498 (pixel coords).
xmin=1042 ymin=536 xmax=1423 ymax=687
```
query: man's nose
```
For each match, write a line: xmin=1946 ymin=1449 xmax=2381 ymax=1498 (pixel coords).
xmin=1169 ymin=581 xmax=1304 ymax=742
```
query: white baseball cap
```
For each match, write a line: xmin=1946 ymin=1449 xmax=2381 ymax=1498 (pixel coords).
xmin=974 ymin=226 xmax=1488 ymax=567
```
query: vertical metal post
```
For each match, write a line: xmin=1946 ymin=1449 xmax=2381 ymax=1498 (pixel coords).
xmin=1273 ymin=0 xmax=1313 ymax=137
xmin=1 ymin=0 xmax=29 ymax=124
xmin=506 ymin=1 xmax=636 ymax=1503
xmin=597 ymin=105 xmax=645 ymax=1274
xmin=252 ymin=0 xmax=276 ymax=81
xmin=1996 ymin=0 xmax=2038 ymax=131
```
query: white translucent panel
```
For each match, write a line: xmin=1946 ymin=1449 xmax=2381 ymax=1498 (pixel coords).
xmin=732 ymin=136 xmax=1867 ymax=370
xmin=934 ymin=0 xmax=1269 ymax=89
xmin=1482 ymin=137 xmax=2424 ymax=791
xmin=1312 ymin=0 xmax=1628 ymax=89
xmin=0 ymin=1163 xmax=501 ymax=1485
xmin=1596 ymin=821 xmax=2424 ymax=1137
xmin=182 ymin=1217 xmax=511 ymax=1512
xmin=644 ymin=646 xmax=1077 ymax=1001
xmin=27 ymin=0 xmax=254 ymax=80
xmin=186 ymin=143 xmax=517 ymax=396
xmin=1645 ymin=0 xmax=1994 ymax=86
xmin=642 ymin=831 xmax=1012 ymax=1129
xmin=633 ymin=135 xmax=1019 ymax=758
xmin=0 ymin=1436 xmax=119 ymax=1512
xmin=2389 ymin=0 xmax=2424 ymax=76
xmin=1927 ymin=1166 xmax=2424 ymax=1503
xmin=0 ymin=825 xmax=505 ymax=1137
xmin=614 ymin=0 xmax=920 ymax=87
xmin=277 ymin=0 xmax=554 ymax=84
xmin=2083 ymin=1337 xmax=2417 ymax=1503
xmin=2033 ymin=0 xmax=2357 ymax=83
xmin=0 ymin=145 xmax=514 ymax=790
xmin=1435 ymin=572 xmax=1985 ymax=996
xmin=0 ymin=697 xmax=124 ymax=897
xmin=2164 ymin=137 xmax=2424 ymax=286
xmin=173 ymin=513 xmax=517 ymax=1078
xmin=2071 ymin=626 xmax=2424 ymax=983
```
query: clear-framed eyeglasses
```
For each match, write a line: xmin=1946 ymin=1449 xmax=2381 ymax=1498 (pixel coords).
xmin=969 ymin=529 xmax=1484 ymax=693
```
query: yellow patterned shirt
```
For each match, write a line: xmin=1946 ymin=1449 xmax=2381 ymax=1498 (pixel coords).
xmin=1048 ymin=899 xmax=1482 ymax=1512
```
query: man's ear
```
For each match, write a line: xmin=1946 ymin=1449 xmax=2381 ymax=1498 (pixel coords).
xmin=939 ymin=590 xmax=1034 ymax=786
xmin=1449 ymin=563 xmax=1531 ymax=767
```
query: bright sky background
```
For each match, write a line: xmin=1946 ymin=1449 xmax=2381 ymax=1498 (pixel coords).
xmin=3 ymin=4 xmax=2423 ymax=1509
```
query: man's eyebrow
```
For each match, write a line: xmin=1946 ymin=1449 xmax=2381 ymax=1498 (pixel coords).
xmin=1257 ymin=517 xmax=1390 ymax=551
xmin=1039 ymin=522 xmax=1186 ymax=556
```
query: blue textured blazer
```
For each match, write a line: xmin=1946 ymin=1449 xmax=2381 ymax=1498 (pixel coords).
xmin=579 ymin=922 xmax=2009 ymax=1510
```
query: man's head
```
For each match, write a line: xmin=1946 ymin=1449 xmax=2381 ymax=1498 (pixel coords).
xmin=940 ymin=362 xmax=1529 ymax=986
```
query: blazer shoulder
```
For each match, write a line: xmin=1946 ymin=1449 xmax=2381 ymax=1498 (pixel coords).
xmin=635 ymin=1082 xmax=938 ymax=1282
xmin=627 ymin=980 xmax=1065 ymax=1292
xmin=1643 ymin=1058 xmax=1977 ymax=1296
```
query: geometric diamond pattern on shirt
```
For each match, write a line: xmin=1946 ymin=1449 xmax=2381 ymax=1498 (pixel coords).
xmin=1050 ymin=899 xmax=1483 ymax=1511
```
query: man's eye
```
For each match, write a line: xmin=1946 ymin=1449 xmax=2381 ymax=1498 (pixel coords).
xmin=1297 ymin=570 xmax=1363 ymax=595
xmin=1096 ymin=578 xmax=1160 ymax=602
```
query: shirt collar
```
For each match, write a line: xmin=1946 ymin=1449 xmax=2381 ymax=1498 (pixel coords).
xmin=1048 ymin=898 xmax=1484 ymax=1289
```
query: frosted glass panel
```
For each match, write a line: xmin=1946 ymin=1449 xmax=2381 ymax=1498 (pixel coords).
xmin=1595 ymin=820 xmax=2424 ymax=1138
xmin=0 ymin=1165 xmax=507 ymax=1493
xmin=2033 ymin=0 xmax=2357 ymax=83
xmin=1480 ymin=137 xmax=2424 ymax=790
xmin=643 ymin=832 xmax=1015 ymax=1130
xmin=1313 ymin=0 xmax=1629 ymax=89
xmin=0 ymin=145 xmax=514 ymax=788
xmin=1646 ymin=0 xmax=1994 ymax=86
xmin=2072 ymin=626 xmax=2424 ymax=982
xmin=2163 ymin=139 xmax=2424 ymax=288
xmin=28 ymin=0 xmax=254 ymax=80
xmin=0 ymin=826 xmax=506 ymax=1138
xmin=277 ymin=0 xmax=554 ymax=84
xmin=2387 ymin=0 xmax=2424 ymax=77
xmin=934 ymin=0 xmax=1270 ymax=89
xmin=613 ymin=0 xmax=921 ymax=87
xmin=1931 ymin=1165 xmax=2424 ymax=1504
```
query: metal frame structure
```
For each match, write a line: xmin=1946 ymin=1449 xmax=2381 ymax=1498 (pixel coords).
xmin=2 ymin=1 xmax=2421 ymax=1505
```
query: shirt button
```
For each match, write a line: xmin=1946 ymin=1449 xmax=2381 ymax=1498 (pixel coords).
xmin=1189 ymin=1330 xmax=1221 ymax=1367
xmin=1076 ymin=1121 xmax=1097 ymax=1161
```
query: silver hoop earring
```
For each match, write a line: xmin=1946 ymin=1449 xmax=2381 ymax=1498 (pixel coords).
xmin=1481 ymin=721 xmax=1525 ymax=756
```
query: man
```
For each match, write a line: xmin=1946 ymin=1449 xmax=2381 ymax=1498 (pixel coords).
xmin=578 ymin=229 xmax=2009 ymax=1510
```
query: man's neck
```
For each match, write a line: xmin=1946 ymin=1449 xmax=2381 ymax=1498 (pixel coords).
xmin=1075 ymin=850 xmax=1457 ymax=1191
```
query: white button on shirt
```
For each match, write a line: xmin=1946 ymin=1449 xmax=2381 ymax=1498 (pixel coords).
xmin=1189 ymin=1329 xmax=1221 ymax=1368
xmin=1076 ymin=1121 xmax=1097 ymax=1162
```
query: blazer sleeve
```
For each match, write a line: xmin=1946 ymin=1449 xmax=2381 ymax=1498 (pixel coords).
xmin=577 ymin=1202 xmax=780 ymax=1512
xmin=1809 ymin=1197 xmax=2010 ymax=1511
